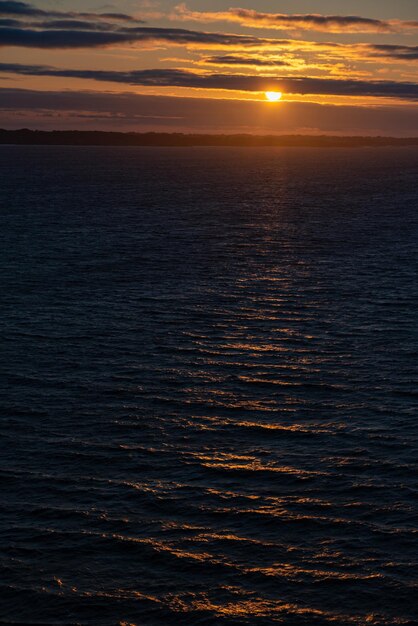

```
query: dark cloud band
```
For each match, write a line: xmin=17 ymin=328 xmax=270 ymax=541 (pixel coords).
xmin=0 ymin=1 xmax=136 ymax=21
xmin=367 ymin=44 xmax=418 ymax=61
xmin=1 ymin=62 xmax=417 ymax=99
xmin=0 ymin=25 xmax=269 ymax=48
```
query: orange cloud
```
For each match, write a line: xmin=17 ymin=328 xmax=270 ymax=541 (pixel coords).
xmin=173 ymin=4 xmax=418 ymax=34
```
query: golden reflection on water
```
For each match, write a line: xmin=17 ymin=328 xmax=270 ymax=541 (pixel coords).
xmin=164 ymin=591 xmax=403 ymax=624
xmin=186 ymin=450 xmax=325 ymax=476
xmin=200 ymin=461 xmax=323 ymax=475
xmin=167 ymin=591 xmax=346 ymax=620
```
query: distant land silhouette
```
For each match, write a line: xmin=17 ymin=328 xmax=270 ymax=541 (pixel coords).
xmin=1 ymin=130 xmax=418 ymax=147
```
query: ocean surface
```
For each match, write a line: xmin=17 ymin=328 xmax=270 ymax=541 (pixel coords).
xmin=0 ymin=146 xmax=417 ymax=626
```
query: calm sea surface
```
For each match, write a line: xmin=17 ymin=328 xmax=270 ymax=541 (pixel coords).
xmin=0 ymin=146 xmax=417 ymax=625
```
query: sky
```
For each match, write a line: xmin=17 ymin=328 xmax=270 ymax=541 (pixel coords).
xmin=1 ymin=0 xmax=417 ymax=134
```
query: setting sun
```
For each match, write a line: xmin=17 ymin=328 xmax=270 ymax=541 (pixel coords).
xmin=265 ymin=91 xmax=283 ymax=102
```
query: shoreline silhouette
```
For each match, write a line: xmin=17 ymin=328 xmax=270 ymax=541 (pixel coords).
xmin=1 ymin=129 xmax=417 ymax=147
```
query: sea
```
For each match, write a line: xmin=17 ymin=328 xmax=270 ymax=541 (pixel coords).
xmin=0 ymin=146 xmax=417 ymax=625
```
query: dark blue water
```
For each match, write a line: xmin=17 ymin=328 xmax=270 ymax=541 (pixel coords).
xmin=0 ymin=146 xmax=417 ymax=625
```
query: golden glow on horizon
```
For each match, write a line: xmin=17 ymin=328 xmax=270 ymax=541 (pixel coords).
xmin=2 ymin=0 xmax=414 ymax=134
xmin=265 ymin=91 xmax=283 ymax=102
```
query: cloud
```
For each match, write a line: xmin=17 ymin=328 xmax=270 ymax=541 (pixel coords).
xmin=36 ymin=20 xmax=122 ymax=31
xmin=0 ymin=1 xmax=135 ymax=21
xmin=1 ymin=87 xmax=417 ymax=136
xmin=0 ymin=17 xmax=18 ymax=25
xmin=99 ymin=14 xmax=139 ymax=22
xmin=2 ymin=21 xmax=418 ymax=69
xmin=365 ymin=44 xmax=418 ymax=61
xmin=200 ymin=47 xmax=418 ymax=70
xmin=1 ymin=0 xmax=417 ymax=92
xmin=1 ymin=62 xmax=417 ymax=100
xmin=1 ymin=14 xmax=417 ymax=66
xmin=0 ymin=25 xmax=272 ymax=48
xmin=0 ymin=26 xmax=137 ymax=47
xmin=173 ymin=4 xmax=418 ymax=34
xmin=0 ymin=1 xmax=44 ymax=17
xmin=3 ymin=1 xmax=417 ymax=36
xmin=203 ymin=55 xmax=287 ymax=67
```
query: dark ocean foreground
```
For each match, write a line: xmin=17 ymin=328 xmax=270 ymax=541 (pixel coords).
xmin=0 ymin=146 xmax=417 ymax=626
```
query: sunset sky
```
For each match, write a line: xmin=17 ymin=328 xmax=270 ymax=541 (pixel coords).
xmin=1 ymin=0 xmax=417 ymax=134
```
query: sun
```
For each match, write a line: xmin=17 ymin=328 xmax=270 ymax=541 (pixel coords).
xmin=265 ymin=91 xmax=283 ymax=102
